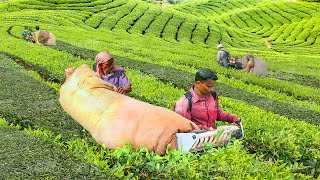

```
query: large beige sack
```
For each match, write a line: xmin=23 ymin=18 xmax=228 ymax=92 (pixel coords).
xmin=60 ymin=64 xmax=199 ymax=155
xmin=43 ymin=32 xmax=56 ymax=46
xmin=240 ymin=56 xmax=267 ymax=76
xmin=35 ymin=30 xmax=56 ymax=46
xmin=251 ymin=57 xmax=267 ymax=76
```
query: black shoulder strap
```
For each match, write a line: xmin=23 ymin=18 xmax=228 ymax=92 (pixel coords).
xmin=211 ymin=91 xmax=217 ymax=100
xmin=184 ymin=91 xmax=192 ymax=112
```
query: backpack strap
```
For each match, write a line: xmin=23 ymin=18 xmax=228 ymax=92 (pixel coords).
xmin=184 ymin=91 xmax=192 ymax=112
xmin=211 ymin=91 xmax=217 ymax=100
xmin=211 ymin=91 xmax=219 ymax=110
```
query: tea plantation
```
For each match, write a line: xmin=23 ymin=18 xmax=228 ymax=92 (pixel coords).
xmin=0 ymin=0 xmax=319 ymax=179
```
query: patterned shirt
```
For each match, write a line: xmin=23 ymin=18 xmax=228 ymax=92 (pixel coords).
xmin=101 ymin=67 xmax=131 ymax=88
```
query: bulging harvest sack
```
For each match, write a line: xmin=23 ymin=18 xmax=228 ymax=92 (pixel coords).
xmin=60 ymin=64 xmax=199 ymax=155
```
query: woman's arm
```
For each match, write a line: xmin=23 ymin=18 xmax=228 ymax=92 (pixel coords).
xmin=242 ymin=59 xmax=254 ymax=72
xmin=122 ymin=85 xmax=132 ymax=94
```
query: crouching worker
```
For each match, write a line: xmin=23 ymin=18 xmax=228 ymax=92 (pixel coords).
xmin=228 ymin=56 xmax=243 ymax=70
xmin=33 ymin=26 xmax=56 ymax=46
xmin=22 ymin=27 xmax=33 ymax=42
xmin=216 ymin=44 xmax=230 ymax=68
xmin=93 ymin=50 xmax=132 ymax=94
xmin=241 ymin=52 xmax=267 ymax=76
xmin=22 ymin=26 xmax=56 ymax=46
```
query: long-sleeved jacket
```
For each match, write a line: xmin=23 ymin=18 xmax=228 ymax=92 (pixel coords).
xmin=216 ymin=48 xmax=229 ymax=63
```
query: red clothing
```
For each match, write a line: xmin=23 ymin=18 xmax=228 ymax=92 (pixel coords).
xmin=174 ymin=87 xmax=238 ymax=128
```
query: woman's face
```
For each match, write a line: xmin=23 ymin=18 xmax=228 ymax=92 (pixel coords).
xmin=101 ymin=58 xmax=114 ymax=72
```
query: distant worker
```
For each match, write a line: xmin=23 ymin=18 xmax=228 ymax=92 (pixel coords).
xmin=241 ymin=52 xmax=267 ymax=76
xmin=174 ymin=68 xmax=240 ymax=130
xmin=22 ymin=26 xmax=33 ymax=42
xmin=93 ymin=50 xmax=132 ymax=94
xmin=32 ymin=26 xmax=56 ymax=46
xmin=228 ymin=56 xmax=243 ymax=70
xmin=216 ymin=44 xmax=230 ymax=68
xmin=22 ymin=26 xmax=56 ymax=46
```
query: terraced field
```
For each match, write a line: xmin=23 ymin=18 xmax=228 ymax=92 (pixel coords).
xmin=0 ymin=0 xmax=319 ymax=179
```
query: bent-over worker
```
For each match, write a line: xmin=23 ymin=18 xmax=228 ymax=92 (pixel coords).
xmin=241 ymin=52 xmax=267 ymax=76
xmin=93 ymin=50 xmax=132 ymax=94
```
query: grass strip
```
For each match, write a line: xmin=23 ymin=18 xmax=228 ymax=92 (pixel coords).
xmin=0 ymin=121 xmax=109 ymax=179
xmin=0 ymin=53 xmax=85 ymax=139
xmin=268 ymin=69 xmax=320 ymax=88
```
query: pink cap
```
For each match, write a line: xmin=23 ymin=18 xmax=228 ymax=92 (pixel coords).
xmin=95 ymin=51 xmax=113 ymax=63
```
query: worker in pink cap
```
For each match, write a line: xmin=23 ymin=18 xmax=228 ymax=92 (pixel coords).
xmin=94 ymin=50 xmax=132 ymax=94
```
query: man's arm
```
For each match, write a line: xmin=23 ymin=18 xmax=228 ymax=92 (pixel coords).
xmin=217 ymin=108 xmax=239 ymax=124
xmin=214 ymin=95 xmax=239 ymax=124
